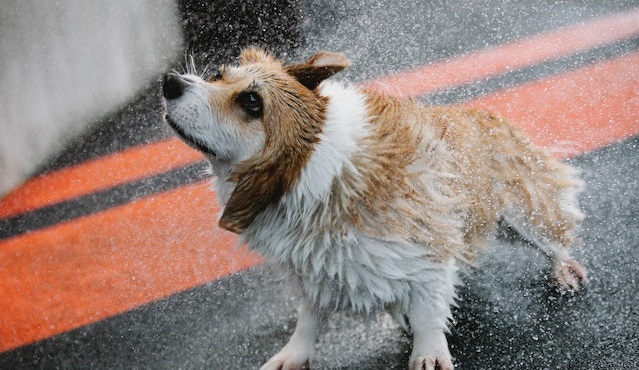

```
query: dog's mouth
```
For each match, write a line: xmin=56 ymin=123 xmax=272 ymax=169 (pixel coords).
xmin=164 ymin=114 xmax=217 ymax=157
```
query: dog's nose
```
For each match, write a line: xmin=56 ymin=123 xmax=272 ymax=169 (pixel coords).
xmin=163 ymin=73 xmax=186 ymax=100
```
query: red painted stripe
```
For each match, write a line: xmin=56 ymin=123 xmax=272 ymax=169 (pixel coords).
xmin=0 ymin=181 xmax=261 ymax=351
xmin=467 ymin=52 xmax=639 ymax=158
xmin=364 ymin=9 xmax=639 ymax=98
xmin=0 ymin=138 xmax=203 ymax=219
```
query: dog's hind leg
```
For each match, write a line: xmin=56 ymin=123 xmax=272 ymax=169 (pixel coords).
xmin=500 ymin=166 xmax=588 ymax=293
xmin=502 ymin=208 xmax=588 ymax=293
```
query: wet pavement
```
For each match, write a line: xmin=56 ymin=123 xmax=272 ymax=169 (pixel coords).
xmin=1 ymin=1 xmax=639 ymax=369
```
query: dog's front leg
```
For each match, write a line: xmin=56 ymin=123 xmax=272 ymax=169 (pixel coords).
xmin=407 ymin=262 xmax=457 ymax=370
xmin=260 ymin=296 xmax=321 ymax=370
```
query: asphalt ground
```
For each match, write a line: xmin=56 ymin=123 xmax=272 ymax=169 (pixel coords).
xmin=1 ymin=1 xmax=639 ymax=369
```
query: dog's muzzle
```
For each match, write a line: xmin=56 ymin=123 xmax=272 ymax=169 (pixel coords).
xmin=161 ymin=73 xmax=217 ymax=157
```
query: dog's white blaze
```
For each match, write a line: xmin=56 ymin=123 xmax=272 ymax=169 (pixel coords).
xmin=292 ymin=81 xmax=368 ymax=203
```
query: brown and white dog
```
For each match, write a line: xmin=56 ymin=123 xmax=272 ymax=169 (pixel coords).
xmin=162 ymin=48 xmax=588 ymax=370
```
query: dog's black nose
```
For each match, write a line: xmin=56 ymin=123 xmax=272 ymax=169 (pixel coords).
xmin=163 ymin=73 xmax=186 ymax=100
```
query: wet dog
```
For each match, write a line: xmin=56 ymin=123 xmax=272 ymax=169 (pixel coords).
xmin=162 ymin=48 xmax=587 ymax=370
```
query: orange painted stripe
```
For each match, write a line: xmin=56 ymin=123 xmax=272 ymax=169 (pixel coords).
xmin=364 ymin=8 xmax=639 ymax=98
xmin=467 ymin=52 xmax=639 ymax=159
xmin=0 ymin=138 xmax=203 ymax=219
xmin=0 ymin=181 xmax=262 ymax=351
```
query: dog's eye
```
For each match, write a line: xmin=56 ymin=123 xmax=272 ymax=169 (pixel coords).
xmin=236 ymin=91 xmax=263 ymax=118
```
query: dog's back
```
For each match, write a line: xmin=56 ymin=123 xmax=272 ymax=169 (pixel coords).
xmin=362 ymin=92 xmax=585 ymax=264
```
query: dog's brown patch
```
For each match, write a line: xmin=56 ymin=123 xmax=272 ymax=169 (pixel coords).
xmin=330 ymin=91 xmax=584 ymax=262
xmin=350 ymin=94 xmax=468 ymax=261
xmin=219 ymin=50 xmax=350 ymax=233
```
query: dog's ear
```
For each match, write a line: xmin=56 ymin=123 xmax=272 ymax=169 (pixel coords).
xmin=218 ymin=159 xmax=288 ymax=234
xmin=286 ymin=51 xmax=351 ymax=90
xmin=240 ymin=47 xmax=278 ymax=65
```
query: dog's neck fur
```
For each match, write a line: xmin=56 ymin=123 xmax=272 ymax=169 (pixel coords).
xmin=212 ymin=80 xmax=465 ymax=260
xmin=210 ymin=81 xmax=360 ymax=205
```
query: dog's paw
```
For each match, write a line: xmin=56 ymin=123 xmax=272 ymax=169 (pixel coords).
xmin=260 ymin=345 xmax=313 ymax=370
xmin=409 ymin=351 xmax=454 ymax=370
xmin=409 ymin=335 xmax=454 ymax=370
xmin=552 ymin=257 xmax=588 ymax=294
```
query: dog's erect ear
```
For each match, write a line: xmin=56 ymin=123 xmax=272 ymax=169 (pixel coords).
xmin=286 ymin=51 xmax=351 ymax=90
xmin=240 ymin=47 xmax=278 ymax=65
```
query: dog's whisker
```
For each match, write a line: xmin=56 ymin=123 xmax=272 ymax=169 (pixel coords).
xmin=187 ymin=54 xmax=197 ymax=76
xmin=200 ymin=61 xmax=213 ymax=79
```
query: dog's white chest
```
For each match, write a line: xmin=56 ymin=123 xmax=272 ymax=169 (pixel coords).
xmin=243 ymin=217 xmax=453 ymax=315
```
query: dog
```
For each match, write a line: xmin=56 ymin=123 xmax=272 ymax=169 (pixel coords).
xmin=162 ymin=48 xmax=588 ymax=370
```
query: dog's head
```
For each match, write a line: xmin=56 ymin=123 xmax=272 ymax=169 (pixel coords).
xmin=163 ymin=48 xmax=350 ymax=233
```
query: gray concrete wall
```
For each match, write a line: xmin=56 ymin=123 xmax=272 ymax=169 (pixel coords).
xmin=0 ymin=0 xmax=182 ymax=196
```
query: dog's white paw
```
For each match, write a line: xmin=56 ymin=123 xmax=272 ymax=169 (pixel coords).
xmin=409 ymin=332 xmax=454 ymax=370
xmin=260 ymin=344 xmax=313 ymax=370
xmin=552 ymin=257 xmax=588 ymax=293
xmin=409 ymin=350 xmax=454 ymax=370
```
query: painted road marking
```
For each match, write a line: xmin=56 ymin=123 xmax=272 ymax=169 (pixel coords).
xmin=364 ymin=8 xmax=639 ymax=98
xmin=0 ymin=162 xmax=210 ymax=240
xmin=423 ymin=36 xmax=639 ymax=105
xmin=469 ymin=51 xmax=639 ymax=158
xmin=0 ymin=138 xmax=202 ymax=219
xmin=0 ymin=181 xmax=257 ymax=352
